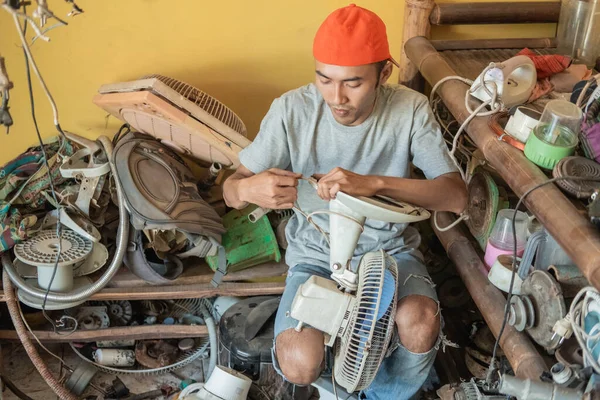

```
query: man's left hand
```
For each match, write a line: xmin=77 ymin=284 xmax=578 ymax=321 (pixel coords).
xmin=313 ymin=167 xmax=379 ymax=201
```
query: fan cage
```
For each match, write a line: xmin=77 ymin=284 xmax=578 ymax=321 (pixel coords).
xmin=69 ymin=338 xmax=210 ymax=376
xmin=335 ymin=250 xmax=398 ymax=392
xmin=142 ymin=74 xmax=247 ymax=137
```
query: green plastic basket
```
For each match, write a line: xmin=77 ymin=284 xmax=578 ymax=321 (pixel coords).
xmin=206 ymin=205 xmax=281 ymax=273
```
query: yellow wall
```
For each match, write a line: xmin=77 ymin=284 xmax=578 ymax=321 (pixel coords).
xmin=0 ymin=0 xmax=556 ymax=165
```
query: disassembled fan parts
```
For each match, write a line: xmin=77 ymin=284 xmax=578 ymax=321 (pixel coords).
xmin=76 ymin=306 xmax=111 ymax=330
xmin=553 ymin=156 xmax=600 ymax=199
xmin=93 ymin=75 xmax=251 ymax=168
xmin=103 ymin=300 xmax=133 ymax=326
xmin=508 ymin=270 xmax=566 ymax=350
xmin=14 ymin=229 xmax=93 ymax=292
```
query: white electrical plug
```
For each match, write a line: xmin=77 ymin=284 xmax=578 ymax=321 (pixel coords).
xmin=552 ymin=315 xmax=573 ymax=345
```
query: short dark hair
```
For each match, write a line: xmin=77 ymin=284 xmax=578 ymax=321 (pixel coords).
xmin=374 ymin=60 xmax=388 ymax=86
xmin=374 ymin=60 xmax=388 ymax=77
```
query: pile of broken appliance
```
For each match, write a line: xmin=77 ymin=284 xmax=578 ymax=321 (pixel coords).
xmin=0 ymin=75 xmax=298 ymax=399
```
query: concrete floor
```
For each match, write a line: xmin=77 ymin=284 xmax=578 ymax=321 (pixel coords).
xmin=0 ymin=342 xmax=207 ymax=399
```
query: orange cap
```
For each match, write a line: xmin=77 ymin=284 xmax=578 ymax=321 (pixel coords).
xmin=313 ymin=4 xmax=399 ymax=68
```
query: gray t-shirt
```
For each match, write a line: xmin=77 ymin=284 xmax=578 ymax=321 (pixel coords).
xmin=239 ymin=83 xmax=458 ymax=270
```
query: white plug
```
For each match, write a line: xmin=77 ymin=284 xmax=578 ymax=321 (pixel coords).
xmin=552 ymin=315 xmax=573 ymax=345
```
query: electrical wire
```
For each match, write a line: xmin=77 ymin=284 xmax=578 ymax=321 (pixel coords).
xmin=17 ymin=4 xmax=74 ymax=334
xmin=428 ymin=65 xmax=504 ymax=233
xmin=5 ymin=5 xmax=66 ymax=132
xmin=16 ymin=300 xmax=67 ymax=366
xmin=486 ymin=175 xmax=600 ymax=384
xmin=331 ymin=363 xmax=339 ymax=400
xmin=568 ymin=286 xmax=600 ymax=374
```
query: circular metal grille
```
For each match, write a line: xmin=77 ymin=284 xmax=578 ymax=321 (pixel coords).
xmin=69 ymin=338 xmax=210 ymax=376
xmin=142 ymin=74 xmax=247 ymax=137
xmin=553 ymin=156 xmax=600 ymax=199
xmin=334 ymin=250 xmax=398 ymax=392
xmin=14 ymin=229 xmax=93 ymax=267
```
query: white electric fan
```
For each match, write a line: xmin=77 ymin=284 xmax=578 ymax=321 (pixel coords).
xmin=290 ymin=187 xmax=430 ymax=393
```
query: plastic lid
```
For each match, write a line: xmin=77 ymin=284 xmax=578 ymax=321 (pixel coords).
xmin=535 ymin=100 xmax=583 ymax=145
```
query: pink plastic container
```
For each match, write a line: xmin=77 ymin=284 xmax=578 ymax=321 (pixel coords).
xmin=484 ymin=241 xmax=524 ymax=270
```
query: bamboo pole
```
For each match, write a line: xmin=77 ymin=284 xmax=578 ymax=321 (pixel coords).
xmin=398 ymin=0 xmax=435 ymax=91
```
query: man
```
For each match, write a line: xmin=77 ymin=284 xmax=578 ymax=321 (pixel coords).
xmin=223 ymin=4 xmax=467 ymax=399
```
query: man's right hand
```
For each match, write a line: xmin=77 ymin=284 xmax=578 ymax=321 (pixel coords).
xmin=238 ymin=168 xmax=301 ymax=209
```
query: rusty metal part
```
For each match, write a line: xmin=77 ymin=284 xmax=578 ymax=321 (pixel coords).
xmin=135 ymin=340 xmax=179 ymax=369
xmin=406 ymin=37 xmax=600 ymax=291
xmin=556 ymin=337 xmax=585 ymax=368
xmin=548 ymin=265 xmax=590 ymax=299
xmin=432 ymin=212 xmax=547 ymax=380
xmin=103 ymin=300 xmax=133 ymax=326
xmin=553 ymin=157 xmax=600 ymax=199
xmin=75 ymin=306 xmax=110 ymax=330
xmin=466 ymin=326 xmax=505 ymax=379
xmin=465 ymin=346 xmax=492 ymax=379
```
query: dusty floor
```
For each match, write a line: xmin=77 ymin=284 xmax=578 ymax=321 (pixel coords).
xmin=0 ymin=342 xmax=207 ymax=399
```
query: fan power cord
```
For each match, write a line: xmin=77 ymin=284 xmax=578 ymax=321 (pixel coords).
xmin=429 ymin=64 xmax=505 ymax=231
xmin=485 ymin=175 xmax=600 ymax=386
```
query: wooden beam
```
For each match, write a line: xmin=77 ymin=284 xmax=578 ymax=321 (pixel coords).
xmin=106 ymin=261 xmax=287 ymax=288
xmin=0 ymin=325 xmax=207 ymax=343
xmin=88 ymin=281 xmax=285 ymax=301
xmin=399 ymin=0 xmax=435 ymax=90
xmin=429 ymin=2 xmax=560 ymax=25
xmin=432 ymin=38 xmax=557 ymax=51
xmin=0 ymin=262 xmax=287 ymax=302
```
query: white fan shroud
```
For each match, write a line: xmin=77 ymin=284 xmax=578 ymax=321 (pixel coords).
xmin=93 ymin=75 xmax=252 ymax=168
xmin=335 ymin=250 xmax=399 ymax=392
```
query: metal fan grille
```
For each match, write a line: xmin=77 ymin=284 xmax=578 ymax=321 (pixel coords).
xmin=14 ymin=230 xmax=93 ymax=267
xmin=335 ymin=250 xmax=398 ymax=392
xmin=143 ymin=74 xmax=247 ymax=136
xmin=553 ymin=156 xmax=600 ymax=199
xmin=140 ymin=298 xmax=206 ymax=319
xmin=69 ymin=338 xmax=209 ymax=376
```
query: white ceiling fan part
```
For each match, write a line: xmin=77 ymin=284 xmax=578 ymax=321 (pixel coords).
xmin=17 ymin=277 xmax=92 ymax=310
xmin=334 ymin=192 xmax=431 ymax=224
xmin=14 ymin=229 xmax=93 ymax=267
xmin=43 ymin=208 xmax=101 ymax=243
xmin=37 ymin=263 xmax=73 ymax=292
xmin=98 ymin=76 xmax=249 ymax=143
xmin=15 ymin=242 xmax=108 ymax=278
xmin=93 ymin=91 xmax=246 ymax=168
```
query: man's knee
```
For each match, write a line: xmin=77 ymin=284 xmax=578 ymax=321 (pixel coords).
xmin=275 ymin=328 xmax=325 ymax=385
xmin=395 ymin=295 xmax=440 ymax=353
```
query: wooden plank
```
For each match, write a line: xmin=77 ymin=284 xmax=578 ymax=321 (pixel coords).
xmin=432 ymin=38 xmax=556 ymax=51
xmin=105 ymin=261 xmax=288 ymax=288
xmin=429 ymin=2 xmax=560 ymax=25
xmin=88 ymin=281 xmax=286 ymax=301
xmin=0 ymin=324 xmax=207 ymax=343
xmin=0 ymin=264 xmax=287 ymax=302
